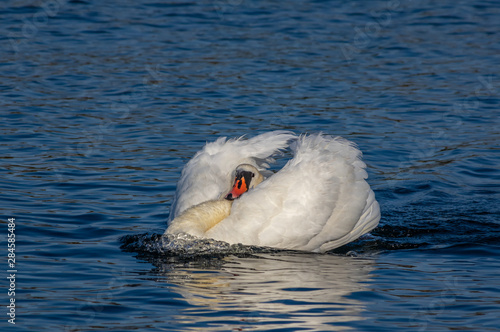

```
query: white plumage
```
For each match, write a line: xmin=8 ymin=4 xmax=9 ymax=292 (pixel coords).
xmin=166 ymin=131 xmax=380 ymax=253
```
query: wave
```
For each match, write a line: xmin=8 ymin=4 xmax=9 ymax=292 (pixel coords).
xmin=120 ymin=232 xmax=291 ymax=260
xmin=121 ymin=215 xmax=500 ymax=259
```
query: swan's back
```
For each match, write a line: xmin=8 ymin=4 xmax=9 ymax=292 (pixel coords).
xmin=206 ymin=134 xmax=380 ymax=252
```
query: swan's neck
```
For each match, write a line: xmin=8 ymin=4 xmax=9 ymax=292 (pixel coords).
xmin=166 ymin=199 xmax=232 ymax=237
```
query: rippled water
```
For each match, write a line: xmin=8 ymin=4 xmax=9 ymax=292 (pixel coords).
xmin=1 ymin=0 xmax=500 ymax=331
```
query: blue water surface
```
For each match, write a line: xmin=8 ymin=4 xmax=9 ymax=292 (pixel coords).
xmin=1 ymin=0 xmax=499 ymax=331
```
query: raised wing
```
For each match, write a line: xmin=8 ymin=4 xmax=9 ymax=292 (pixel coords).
xmin=169 ymin=131 xmax=296 ymax=221
xmin=206 ymin=134 xmax=380 ymax=252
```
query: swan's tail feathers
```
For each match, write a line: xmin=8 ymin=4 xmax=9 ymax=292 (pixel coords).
xmin=317 ymin=189 xmax=380 ymax=253
xmin=290 ymin=133 xmax=363 ymax=167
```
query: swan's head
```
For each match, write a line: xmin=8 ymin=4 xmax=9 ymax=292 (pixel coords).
xmin=225 ymin=164 xmax=263 ymax=201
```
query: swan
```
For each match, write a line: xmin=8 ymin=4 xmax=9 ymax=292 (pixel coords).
xmin=165 ymin=131 xmax=380 ymax=253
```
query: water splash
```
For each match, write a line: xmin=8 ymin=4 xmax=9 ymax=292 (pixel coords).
xmin=120 ymin=198 xmax=500 ymax=259
xmin=120 ymin=232 xmax=286 ymax=259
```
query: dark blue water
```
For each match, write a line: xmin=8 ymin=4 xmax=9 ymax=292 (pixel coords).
xmin=2 ymin=0 xmax=500 ymax=330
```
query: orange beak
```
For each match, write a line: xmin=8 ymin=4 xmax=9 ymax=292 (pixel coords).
xmin=225 ymin=173 xmax=250 ymax=200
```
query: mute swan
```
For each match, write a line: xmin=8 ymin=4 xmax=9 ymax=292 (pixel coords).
xmin=165 ymin=131 xmax=380 ymax=253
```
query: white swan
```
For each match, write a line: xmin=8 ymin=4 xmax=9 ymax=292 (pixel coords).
xmin=165 ymin=131 xmax=380 ymax=253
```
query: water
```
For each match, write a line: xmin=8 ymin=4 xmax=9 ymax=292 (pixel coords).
xmin=1 ymin=0 xmax=499 ymax=330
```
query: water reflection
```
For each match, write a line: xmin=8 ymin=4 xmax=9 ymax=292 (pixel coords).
xmin=149 ymin=253 xmax=375 ymax=330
